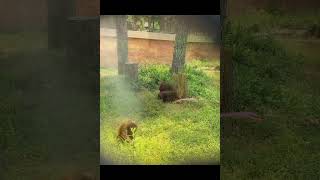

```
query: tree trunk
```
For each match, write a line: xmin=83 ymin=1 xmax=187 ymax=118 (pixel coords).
xmin=66 ymin=17 xmax=99 ymax=68
xmin=221 ymin=0 xmax=227 ymax=21
xmin=131 ymin=16 xmax=137 ymax=30
xmin=147 ymin=16 xmax=152 ymax=32
xmin=171 ymin=16 xmax=188 ymax=74
xmin=160 ymin=16 xmax=176 ymax=34
xmin=116 ymin=15 xmax=128 ymax=75
xmin=221 ymin=48 xmax=233 ymax=113
xmin=152 ymin=19 xmax=155 ymax=30
xmin=160 ymin=16 xmax=166 ymax=32
xmin=47 ymin=0 xmax=75 ymax=49
xmin=220 ymin=0 xmax=234 ymax=113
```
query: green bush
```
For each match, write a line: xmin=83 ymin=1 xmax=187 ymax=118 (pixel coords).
xmin=224 ymin=21 xmax=303 ymax=112
xmin=137 ymin=62 xmax=219 ymax=103
xmin=232 ymin=9 xmax=320 ymax=31
xmin=184 ymin=65 xmax=218 ymax=101
xmin=139 ymin=91 xmax=165 ymax=118
xmin=137 ymin=64 xmax=171 ymax=90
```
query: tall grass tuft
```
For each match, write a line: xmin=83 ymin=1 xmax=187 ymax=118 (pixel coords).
xmin=173 ymin=73 xmax=187 ymax=99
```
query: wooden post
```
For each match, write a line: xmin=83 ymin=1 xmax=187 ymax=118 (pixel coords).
xmin=124 ymin=62 xmax=138 ymax=81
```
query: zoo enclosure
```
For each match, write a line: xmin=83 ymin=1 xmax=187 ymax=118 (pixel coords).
xmin=100 ymin=28 xmax=220 ymax=68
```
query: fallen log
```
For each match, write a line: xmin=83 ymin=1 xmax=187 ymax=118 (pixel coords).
xmin=221 ymin=112 xmax=263 ymax=122
xmin=173 ymin=98 xmax=198 ymax=104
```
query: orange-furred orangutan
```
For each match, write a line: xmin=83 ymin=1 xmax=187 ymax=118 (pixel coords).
xmin=158 ymin=81 xmax=177 ymax=102
xmin=117 ymin=120 xmax=138 ymax=142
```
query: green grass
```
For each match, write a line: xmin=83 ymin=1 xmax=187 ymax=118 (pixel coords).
xmin=0 ymin=32 xmax=48 ymax=54
xmin=100 ymin=61 xmax=220 ymax=165
xmin=277 ymin=38 xmax=320 ymax=64
xmin=222 ymin=16 xmax=320 ymax=179
xmin=230 ymin=9 xmax=320 ymax=32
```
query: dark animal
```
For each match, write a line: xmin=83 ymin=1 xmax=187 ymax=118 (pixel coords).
xmin=159 ymin=81 xmax=175 ymax=92
xmin=158 ymin=81 xmax=177 ymax=102
xmin=117 ymin=120 xmax=138 ymax=142
xmin=158 ymin=91 xmax=178 ymax=102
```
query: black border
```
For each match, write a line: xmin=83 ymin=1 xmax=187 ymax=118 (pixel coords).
xmin=101 ymin=0 xmax=220 ymax=15
xmin=100 ymin=165 xmax=220 ymax=179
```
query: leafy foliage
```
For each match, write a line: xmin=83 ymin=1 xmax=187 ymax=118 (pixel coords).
xmin=127 ymin=15 xmax=161 ymax=32
xmin=231 ymin=9 xmax=320 ymax=31
xmin=222 ymin=13 xmax=320 ymax=179
xmin=137 ymin=61 xmax=220 ymax=105
xmin=137 ymin=64 xmax=171 ymax=90
xmin=224 ymin=21 xmax=303 ymax=112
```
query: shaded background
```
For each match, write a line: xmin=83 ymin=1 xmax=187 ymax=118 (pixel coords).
xmin=221 ymin=0 xmax=320 ymax=179
xmin=0 ymin=0 xmax=100 ymax=179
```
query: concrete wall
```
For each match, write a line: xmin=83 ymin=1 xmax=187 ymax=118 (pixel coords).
xmin=100 ymin=28 xmax=220 ymax=68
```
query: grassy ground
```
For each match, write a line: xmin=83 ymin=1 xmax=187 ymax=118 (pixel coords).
xmin=229 ymin=9 xmax=320 ymax=31
xmin=222 ymin=14 xmax=320 ymax=179
xmin=100 ymin=60 xmax=220 ymax=165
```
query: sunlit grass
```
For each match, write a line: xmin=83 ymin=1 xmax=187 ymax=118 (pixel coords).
xmin=100 ymin=67 xmax=117 ymax=77
xmin=100 ymin=61 xmax=220 ymax=164
xmin=100 ymin=97 xmax=220 ymax=164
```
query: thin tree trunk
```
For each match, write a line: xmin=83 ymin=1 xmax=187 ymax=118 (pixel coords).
xmin=147 ymin=16 xmax=152 ymax=32
xmin=131 ymin=16 xmax=137 ymax=30
xmin=160 ymin=16 xmax=166 ymax=33
xmin=47 ymin=0 xmax=74 ymax=49
xmin=160 ymin=16 xmax=176 ymax=34
xmin=220 ymin=0 xmax=234 ymax=113
xmin=221 ymin=0 xmax=227 ymax=24
xmin=152 ymin=18 xmax=155 ymax=31
xmin=116 ymin=15 xmax=128 ymax=75
xmin=221 ymin=48 xmax=233 ymax=112
xmin=171 ymin=16 xmax=188 ymax=74
xmin=47 ymin=0 xmax=63 ymax=49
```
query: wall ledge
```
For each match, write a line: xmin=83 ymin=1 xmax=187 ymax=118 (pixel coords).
xmin=100 ymin=28 xmax=214 ymax=43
